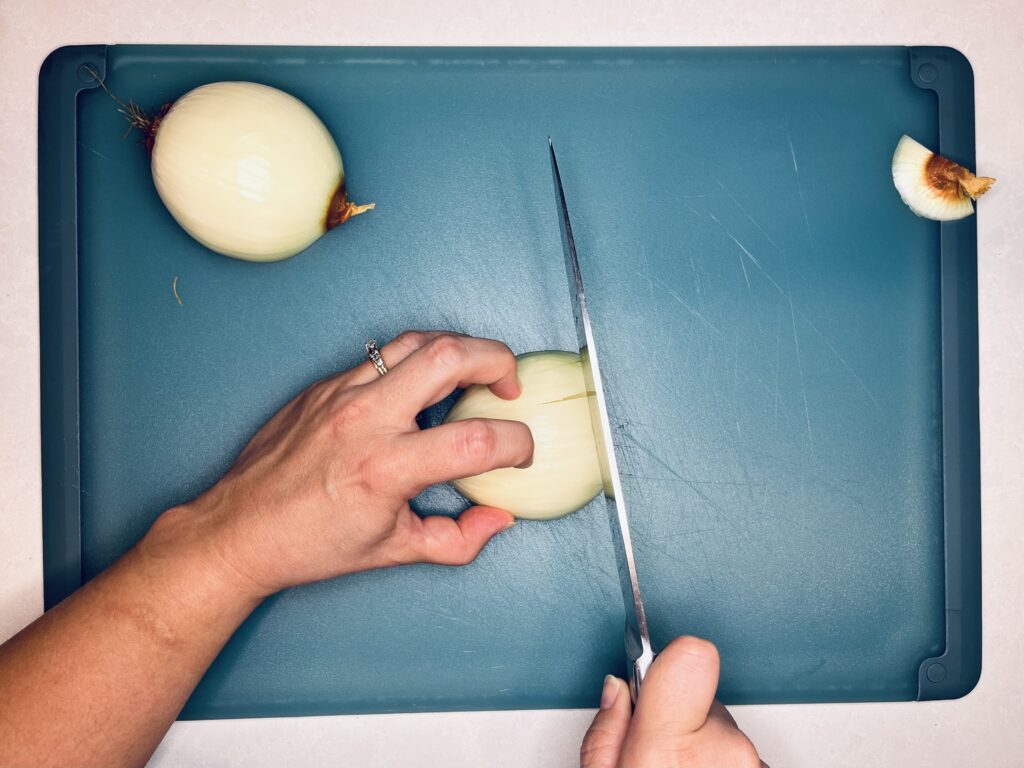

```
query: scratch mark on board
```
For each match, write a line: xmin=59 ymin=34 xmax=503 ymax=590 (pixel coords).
xmin=709 ymin=214 xmax=786 ymax=296
xmin=78 ymin=143 xmax=113 ymax=162
xmin=413 ymin=605 xmax=475 ymax=627
xmin=799 ymin=191 xmax=814 ymax=244
xmin=694 ymin=530 xmax=717 ymax=585
xmin=620 ymin=433 xmax=752 ymax=543
xmin=688 ymin=250 xmax=702 ymax=302
xmin=737 ymin=251 xmax=752 ymax=293
xmin=782 ymin=128 xmax=815 ymax=245
xmin=789 ymin=293 xmax=815 ymax=457
xmin=786 ymin=133 xmax=799 ymax=174
xmin=630 ymin=268 xmax=721 ymax=335
xmin=639 ymin=244 xmax=654 ymax=303
xmin=621 ymin=473 xmax=765 ymax=488
xmin=709 ymin=209 xmax=881 ymax=415
xmin=682 ymin=201 xmax=702 ymax=218
xmin=713 ymin=176 xmax=785 ymax=254
xmin=773 ymin=314 xmax=781 ymax=424
xmin=792 ymin=304 xmax=883 ymax=413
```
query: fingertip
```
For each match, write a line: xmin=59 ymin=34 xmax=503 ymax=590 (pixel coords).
xmin=456 ymin=506 xmax=515 ymax=563
xmin=492 ymin=350 xmax=523 ymax=401
xmin=487 ymin=506 xmax=518 ymax=531
xmin=514 ymin=422 xmax=535 ymax=468
xmin=581 ymin=675 xmax=632 ymax=768
xmin=600 ymin=675 xmax=626 ymax=710
xmin=491 ymin=376 xmax=522 ymax=401
xmin=510 ymin=369 xmax=524 ymax=399
xmin=660 ymin=635 xmax=720 ymax=668
xmin=461 ymin=505 xmax=517 ymax=539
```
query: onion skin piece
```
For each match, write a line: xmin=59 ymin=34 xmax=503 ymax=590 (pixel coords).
xmin=150 ymin=81 xmax=372 ymax=262
xmin=891 ymin=134 xmax=995 ymax=221
xmin=444 ymin=351 xmax=604 ymax=521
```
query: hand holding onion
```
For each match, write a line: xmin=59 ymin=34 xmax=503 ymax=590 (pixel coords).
xmin=161 ymin=331 xmax=532 ymax=597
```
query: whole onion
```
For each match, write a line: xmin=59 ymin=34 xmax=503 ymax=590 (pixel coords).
xmin=138 ymin=81 xmax=372 ymax=261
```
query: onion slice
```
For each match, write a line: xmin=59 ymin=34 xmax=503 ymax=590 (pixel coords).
xmin=891 ymin=135 xmax=994 ymax=221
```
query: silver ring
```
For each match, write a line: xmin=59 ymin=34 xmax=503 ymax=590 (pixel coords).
xmin=365 ymin=339 xmax=388 ymax=376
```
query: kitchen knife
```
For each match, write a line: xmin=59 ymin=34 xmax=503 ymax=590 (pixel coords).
xmin=548 ymin=138 xmax=656 ymax=701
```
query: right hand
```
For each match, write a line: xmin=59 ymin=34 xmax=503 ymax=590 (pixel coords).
xmin=580 ymin=636 xmax=765 ymax=768
xmin=147 ymin=331 xmax=534 ymax=600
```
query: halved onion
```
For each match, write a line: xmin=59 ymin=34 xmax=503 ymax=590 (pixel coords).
xmin=444 ymin=351 xmax=604 ymax=521
xmin=892 ymin=135 xmax=994 ymax=221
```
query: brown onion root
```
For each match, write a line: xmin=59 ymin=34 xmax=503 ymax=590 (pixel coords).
xmin=325 ymin=181 xmax=375 ymax=230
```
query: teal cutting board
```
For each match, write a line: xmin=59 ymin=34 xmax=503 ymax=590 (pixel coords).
xmin=38 ymin=46 xmax=981 ymax=717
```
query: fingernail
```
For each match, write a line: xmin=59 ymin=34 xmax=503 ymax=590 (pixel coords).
xmin=600 ymin=675 xmax=620 ymax=709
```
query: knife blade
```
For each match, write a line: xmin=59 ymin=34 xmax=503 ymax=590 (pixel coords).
xmin=548 ymin=138 xmax=656 ymax=701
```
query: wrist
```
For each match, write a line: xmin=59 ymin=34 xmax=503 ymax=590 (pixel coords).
xmin=141 ymin=497 xmax=274 ymax=606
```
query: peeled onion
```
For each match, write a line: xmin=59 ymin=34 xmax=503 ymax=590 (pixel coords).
xmin=149 ymin=82 xmax=372 ymax=261
xmin=444 ymin=351 xmax=604 ymax=520
xmin=891 ymin=134 xmax=994 ymax=221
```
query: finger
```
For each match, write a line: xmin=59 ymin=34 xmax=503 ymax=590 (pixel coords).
xmin=621 ymin=636 xmax=720 ymax=758
xmin=580 ymin=676 xmax=632 ymax=768
xmin=395 ymin=505 xmax=516 ymax=566
xmin=708 ymin=699 xmax=738 ymax=728
xmin=346 ymin=330 xmax=444 ymax=386
xmin=702 ymin=703 xmax=768 ymax=767
xmin=378 ymin=334 xmax=521 ymax=415
xmin=389 ymin=418 xmax=534 ymax=496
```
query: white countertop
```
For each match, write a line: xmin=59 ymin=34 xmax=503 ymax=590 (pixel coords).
xmin=1 ymin=1 xmax=1022 ymax=765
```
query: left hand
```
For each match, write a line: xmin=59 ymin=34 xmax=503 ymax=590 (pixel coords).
xmin=148 ymin=330 xmax=534 ymax=599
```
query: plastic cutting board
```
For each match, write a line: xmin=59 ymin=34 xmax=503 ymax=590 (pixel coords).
xmin=38 ymin=46 xmax=981 ymax=717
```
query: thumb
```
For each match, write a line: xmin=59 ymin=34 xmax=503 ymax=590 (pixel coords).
xmin=621 ymin=636 xmax=720 ymax=758
xmin=401 ymin=506 xmax=516 ymax=566
xmin=580 ymin=675 xmax=632 ymax=768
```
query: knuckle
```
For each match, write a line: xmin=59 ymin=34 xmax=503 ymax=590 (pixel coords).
xmin=499 ymin=343 xmax=516 ymax=369
xmin=455 ymin=419 xmax=498 ymax=466
xmin=356 ymin=454 xmax=387 ymax=495
xmin=450 ymin=548 xmax=476 ymax=567
xmin=729 ymin=738 xmax=762 ymax=768
xmin=426 ymin=334 xmax=467 ymax=369
xmin=331 ymin=396 xmax=369 ymax=433
xmin=305 ymin=380 xmax=333 ymax=409
xmin=394 ymin=329 xmax=427 ymax=352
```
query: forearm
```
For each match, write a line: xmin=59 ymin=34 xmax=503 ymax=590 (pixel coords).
xmin=0 ymin=505 xmax=264 ymax=768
